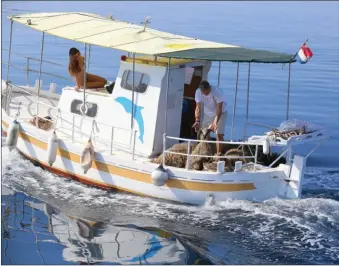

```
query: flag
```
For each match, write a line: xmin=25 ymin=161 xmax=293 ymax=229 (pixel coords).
xmin=296 ymin=43 xmax=313 ymax=64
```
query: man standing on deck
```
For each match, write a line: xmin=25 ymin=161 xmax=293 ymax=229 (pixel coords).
xmin=192 ymin=80 xmax=228 ymax=155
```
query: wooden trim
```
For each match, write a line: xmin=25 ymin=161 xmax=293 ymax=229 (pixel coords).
xmin=17 ymin=149 xmax=168 ymax=201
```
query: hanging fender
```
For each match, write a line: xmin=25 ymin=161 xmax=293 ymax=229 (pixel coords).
xmin=151 ymin=164 xmax=169 ymax=186
xmin=80 ymin=139 xmax=95 ymax=174
xmin=6 ymin=119 xmax=20 ymax=151
xmin=47 ymin=131 xmax=59 ymax=166
xmin=263 ymin=136 xmax=270 ymax=155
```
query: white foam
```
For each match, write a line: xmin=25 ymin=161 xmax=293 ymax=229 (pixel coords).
xmin=2 ymin=145 xmax=339 ymax=259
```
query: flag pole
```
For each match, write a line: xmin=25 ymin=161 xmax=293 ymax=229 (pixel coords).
xmin=292 ymin=39 xmax=309 ymax=60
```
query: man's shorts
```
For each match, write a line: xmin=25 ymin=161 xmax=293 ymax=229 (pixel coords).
xmin=201 ymin=111 xmax=227 ymax=135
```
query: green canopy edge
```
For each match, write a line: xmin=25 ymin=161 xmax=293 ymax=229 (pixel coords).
xmin=156 ymin=47 xmax=296 ymax=64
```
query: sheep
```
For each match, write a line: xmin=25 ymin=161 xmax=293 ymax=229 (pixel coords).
xmin=203 ymin=147 xmax=250 ymax=172
xmin=203 ymin=143 xmax=286 ymax=172
xmin=151 ymin=141 xmax=198 ymax=168
xmin=152 ymin=127 xmax=214 ymax=169
xmin=187 ymin=128 xmax=216 ymax=170
xmin=152 ymin=128 xmax=286 ymax=171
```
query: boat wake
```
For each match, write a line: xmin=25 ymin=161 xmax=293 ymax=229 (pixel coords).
xmin=2 ymin=144 xmax=339 ymax=264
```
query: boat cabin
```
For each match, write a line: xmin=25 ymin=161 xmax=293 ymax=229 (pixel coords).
xmin=58 ymin=55 xmax=211 ymax=157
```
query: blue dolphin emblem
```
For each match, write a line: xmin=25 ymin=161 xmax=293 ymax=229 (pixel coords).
xmin=123 ymin=235 xmax=163 ymax=263
xmin=115 ymin=97 xmax=144 ymax=143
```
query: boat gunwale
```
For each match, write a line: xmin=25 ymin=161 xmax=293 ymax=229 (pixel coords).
xmin=1 ymin=116 xmax=285 ymax=183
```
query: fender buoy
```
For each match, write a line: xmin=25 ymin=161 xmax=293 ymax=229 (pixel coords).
xmin=47 ymin=131 xmax=58 ymax=166
xmin=151 ymin=164 xmax=169 ymax=186
xmin=6 ymin=120 xmax=20 ymax=151
xmin=80 ymin=139 xmax=95 ymax=174
xmin=263 ymin=136 xmax=270 ymax=155
xmin=234 ymin=161 xmax=243 ymax=172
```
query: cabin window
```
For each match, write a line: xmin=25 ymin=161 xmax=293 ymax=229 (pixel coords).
xmin=70 ymin=100 xmax=98 ymax=118
xmin=120 ymin=70 xmax=150 ymax=93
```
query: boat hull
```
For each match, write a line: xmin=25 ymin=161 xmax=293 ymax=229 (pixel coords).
xmin=1 ymin=116 xmax=301 ymax=205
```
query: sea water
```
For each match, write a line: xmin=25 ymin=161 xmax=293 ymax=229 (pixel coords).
xmin=1 ymin=1 xmax=339 ymax=264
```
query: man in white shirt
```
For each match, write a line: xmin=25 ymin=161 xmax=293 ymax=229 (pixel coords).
xmin=192 ymin=80 xmax=228 ymax=155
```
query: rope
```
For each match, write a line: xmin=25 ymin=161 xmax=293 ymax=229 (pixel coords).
xmin=266 ymin=128 xmax=304 ymax=140
xmin=89 ymin=120 xmax=100 ymax=141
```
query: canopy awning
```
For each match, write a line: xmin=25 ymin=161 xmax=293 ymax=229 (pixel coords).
xmin=8 ymin=12 xmax=229 ymax=55
xmin=9 ymin=12 xmax=295 ymax=63
xmin=157 ymin=47 xmax=296 ymax=63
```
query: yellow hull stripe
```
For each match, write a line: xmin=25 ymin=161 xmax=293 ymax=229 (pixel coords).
xmin=1 ymin=120 xmax=256 ymax=192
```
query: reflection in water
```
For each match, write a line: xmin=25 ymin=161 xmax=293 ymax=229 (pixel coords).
xmin=1 ymin=186 xmax=211 ymax=265
xmin=2 ymin=147 xmax=338 ymax=264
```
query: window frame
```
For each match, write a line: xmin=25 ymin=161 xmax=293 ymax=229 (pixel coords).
xmin=70 ymin=99 xmax=99 ymax=118
xmin=120 ymin=69 xmax=150 ymax=94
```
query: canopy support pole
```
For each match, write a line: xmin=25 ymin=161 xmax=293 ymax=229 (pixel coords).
xmin=217 ymin=61 xmax=221 ymax=87
xmin=243 ymin=62 xmax=251 ymax=139
xmin=286 ymin=63 xmax=291 ymax=120
xmin=87 ymin=44 xmax=91 ymax=72
xmin=81 ymin=43 xmax=87 ymax=124
xmin=131 ymin=53 xmax=136 ymax=129
xmin=164 ymin=58 xmax=171 ymax=138
xmin=5 ymin=20 xmax=13 ymax=114
xmin=35 ymin=32 xmax=45 ymax=128
xmin=231 ymin=62 xmax=239 ymax=141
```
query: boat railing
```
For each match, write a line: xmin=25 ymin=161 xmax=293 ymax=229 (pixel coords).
xmin=58 ymin=111 xmax=137 ymax=159
xmin=6 ymin=91 xmax=138 ymax=159
xmin=1 ymin=48 xmax=71 ymax=84
xmin=243 ymin=121 xmax=277 ymax=139
xmin=9 ymin=83 xmax=37 ymax=97
xmin=34 ymin=111 xmax=138 ymax=159
xmin=163 ymin=135 xmax=262 ymax=171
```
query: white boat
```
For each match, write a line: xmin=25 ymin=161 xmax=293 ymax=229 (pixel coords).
xmin=1 ymin=12 xmax=329 ymax=205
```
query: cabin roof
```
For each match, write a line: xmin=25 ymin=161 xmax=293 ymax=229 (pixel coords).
xmin=9 ymin=12 xmax=295 ymax=63
xmin=157 ymin=47 xmax=296 ymax=64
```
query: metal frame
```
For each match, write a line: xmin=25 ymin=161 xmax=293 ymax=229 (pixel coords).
xmin=5 ymin=20 xmax=14 ymax=114
xmin=230 ymin=62 xmax=239 ymax=141
xmin=1 ymin=49 xmax=71 ymax=82
xmin=286 ymin=63 xmax=291 ymax=120
xmin=243 ymin=63 xmax=251 ymax=139
xmin=131 ymin=53 xmax=135 ymax=129
xmin=217 ymin=61 xmax=221 ymax=86
xmin=26 ymin=94 xmax=138 ymax=158
xmin=164 ymin=57 xmax=171 ymax=134
xmin=87 ymin=44 xmax=91 ymax=71
xmin=162 ymin=57 xmax=171 ymax=166
xmin=163 ymin=135 xmax=260 ymax=171
xmin=3 ymin=18 xmax=324 ymax=169
xmin=83 ymin=43 xmax=87 ymax=117
xmin=35 ymin=32 xmax=45 ymax=127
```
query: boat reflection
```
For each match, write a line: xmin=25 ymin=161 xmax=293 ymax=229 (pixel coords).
xmin=1 ymin=186 xmax=211 ymax=264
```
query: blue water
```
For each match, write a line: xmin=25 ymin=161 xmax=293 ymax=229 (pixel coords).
xmin=2 ymin=1 xmax=339 ymax=264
